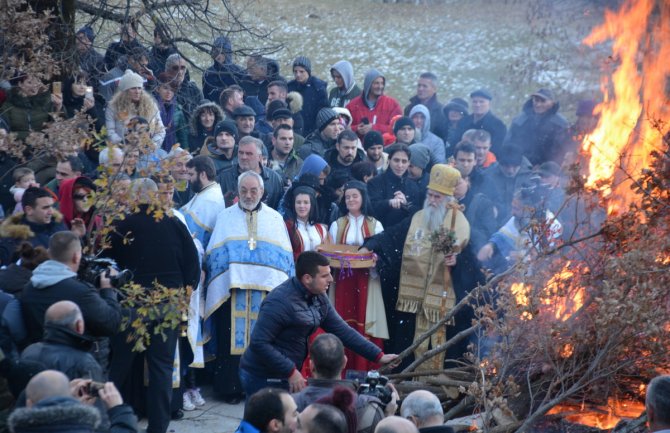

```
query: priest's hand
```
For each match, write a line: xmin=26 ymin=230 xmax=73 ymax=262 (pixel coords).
xmin=288 ymin=369 xmax=307 ymax=393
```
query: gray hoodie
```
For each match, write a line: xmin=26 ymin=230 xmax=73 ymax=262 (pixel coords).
xmin=409 ymin=104 xmax=446 ymax=164
xmin=328 ymin=61 xmax=361 ymax=108
xmin=30 ymin=260 xmax=77 ymax=289
xmin=363 ymin=69 xmax=384 ymax=110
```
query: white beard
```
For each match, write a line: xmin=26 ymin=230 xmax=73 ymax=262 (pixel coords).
xmin=422 ymin=198 xmax=447 ymax=232
xmin=240 ymin=198 xmax=261 ymax=211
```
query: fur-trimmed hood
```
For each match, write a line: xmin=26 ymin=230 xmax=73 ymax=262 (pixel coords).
xmin=287 ymin=91 xmax=303 ymax=114
xmin=190 ymin=100 xmax=225 ymax=135
xmin=0 ymin=211 xmax=64 ymax=240
xmin=8 ymin=396 xmax=100 ymax=433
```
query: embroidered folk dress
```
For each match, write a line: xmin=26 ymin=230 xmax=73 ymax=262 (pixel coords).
xmin=328 ymin=213 xmax=384 ymax=373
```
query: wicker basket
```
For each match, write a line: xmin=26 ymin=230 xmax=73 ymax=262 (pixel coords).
xmin=317 ymin=244 xmax=376 ymax=269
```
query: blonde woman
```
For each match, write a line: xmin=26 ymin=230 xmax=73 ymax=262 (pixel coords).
xmin=105 ymin=69 xmax=165 ymax=148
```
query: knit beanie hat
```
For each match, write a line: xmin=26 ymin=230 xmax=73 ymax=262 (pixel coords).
xmin=76 ymin=25 xmax=95 ymax=43
xmin=409 ymin=143 xmax=431 ymax=170
xmin=292 ymin=56 xmax=312 ymax=76
xmin=427 ymin=164 xmax=461 ymax=196
xmin=316 ymin=107 xmax=338 ymax=132
xmin=214 ymin=119 xmax=238 ymax=141
xmin=363 ymin=131 xmax=383 ymax=150
xmin=393 ymin=116 xmax=414 ymax=135
xmin=118 ymin=69 xmax=145 ymax=93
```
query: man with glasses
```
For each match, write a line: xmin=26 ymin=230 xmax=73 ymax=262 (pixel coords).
xmin=165 ymin=53 xmax=204 ymax=122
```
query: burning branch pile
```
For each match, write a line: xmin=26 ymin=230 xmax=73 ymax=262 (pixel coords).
xmin=391 ymin=1 xmax=670 ymax=431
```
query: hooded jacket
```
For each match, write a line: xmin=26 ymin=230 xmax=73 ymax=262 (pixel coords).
xmin=21 ymin=260 xmax=122 ymax=346
xmin=408 ymin=104 xmax=446 ymax=164
xmin=57 ymin=177 xmax=99 ymax=231
xmin=346 ymin=69 xmax=402 ymax=138
xmin=288 ymin=75 xmax=329 ymax=136
xmin=404 ymin=93 xmax=449 ymax=141
xmin=0 ymin=212 xmax=68 ymax=267
xmin=202 ymin=36 xmax=246 ymax=103
xmin=189 ymin=101 xmax=225 ymax=154
xmin=504 ymin=98 xmax=569 ymax=166
xmin=328 ymin=61 xmax=361 ymax=108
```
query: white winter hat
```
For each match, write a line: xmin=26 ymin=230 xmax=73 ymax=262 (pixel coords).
xmin=118 ymin=69 xmax=145 ymax=93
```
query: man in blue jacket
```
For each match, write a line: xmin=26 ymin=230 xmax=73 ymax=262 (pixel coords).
xmin=239 ymin=251 xmax=398 ymax=397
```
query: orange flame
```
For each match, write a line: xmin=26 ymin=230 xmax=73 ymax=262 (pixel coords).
xmin=581 ymin=0 xmax=670 ymax=214
xmin=548 ymin=399 xmax=645 ymax=430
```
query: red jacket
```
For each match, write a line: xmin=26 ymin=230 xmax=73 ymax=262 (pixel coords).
xmin=346 ymin=95 xmax=402 ymax=139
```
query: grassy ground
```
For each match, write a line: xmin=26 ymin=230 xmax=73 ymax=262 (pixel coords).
xmin=87 ymin=0 xmax=611 ymax=123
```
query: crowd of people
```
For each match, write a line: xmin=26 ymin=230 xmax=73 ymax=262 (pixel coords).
xmin=0 ymin=20 xmax=610 ymax=433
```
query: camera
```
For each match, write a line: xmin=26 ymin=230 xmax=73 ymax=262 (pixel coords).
xmin=357 ymin=371 xmax=393 ymax=406
xmin=85 ymin=381 xmax=105 ymax=395
xmin=78 ymin=256 xmax=133 ymax=288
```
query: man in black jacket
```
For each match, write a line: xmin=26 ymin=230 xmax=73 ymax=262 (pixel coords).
xmin=453 ymin=89 xmax=507 ymax=157
xmin=218 ymin=136 xmax=284 ymax=209
xmin=20 ymin=231 xmax=121 ymax=370
xmin=104 ymin=178 xmax=199 ymax=433
xmin=239 ymin=251 xmax=398 ymax=397
xmin=20 ymin=301 xmax=104 ymax=384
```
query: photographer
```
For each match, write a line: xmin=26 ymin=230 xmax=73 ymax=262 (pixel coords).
xmin=8 ymin=370 xmax=138 ymax=433
xmin=292 ymin=334 xmax=398 ymax=433
xmin=20 ymin=231 xmax=121 ymax=371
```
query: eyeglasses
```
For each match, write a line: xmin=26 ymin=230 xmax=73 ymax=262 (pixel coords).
xmin=171 ymin=65 xmax=187 ymax=71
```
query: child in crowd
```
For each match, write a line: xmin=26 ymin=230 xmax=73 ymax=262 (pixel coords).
xmin=10 ymin=167 xmax=38 ymax=214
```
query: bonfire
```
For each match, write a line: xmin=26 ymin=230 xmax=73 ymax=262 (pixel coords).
xmin=385 ymin=1 xmax=670 ymax=432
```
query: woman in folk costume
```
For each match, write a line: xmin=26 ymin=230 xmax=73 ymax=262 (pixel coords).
xmin=284 ymin=185 xmax=330 ymax=377
xmin=328 ymin=180 xmax=387 ymax=373
xmin=284 ymin=185 xmax=330 ymax=262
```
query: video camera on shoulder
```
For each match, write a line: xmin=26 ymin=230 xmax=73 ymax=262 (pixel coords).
xmin=356 ymin=371 xmax=394 ymax=406
xmin=78 ymin=256 xmax=133 ymax=289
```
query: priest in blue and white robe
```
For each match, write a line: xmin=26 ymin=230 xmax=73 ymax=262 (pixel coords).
xmin=204 ymin=170 xmax=294 ymax=401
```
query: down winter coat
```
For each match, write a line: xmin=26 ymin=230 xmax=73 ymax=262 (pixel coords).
xmin=0 ymin=212 xmax=68 ymax=267
xmin=1 ymin=89 xmax=59 ymax=140
xmin=504 ymin=98 xmax=569 ymax=166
